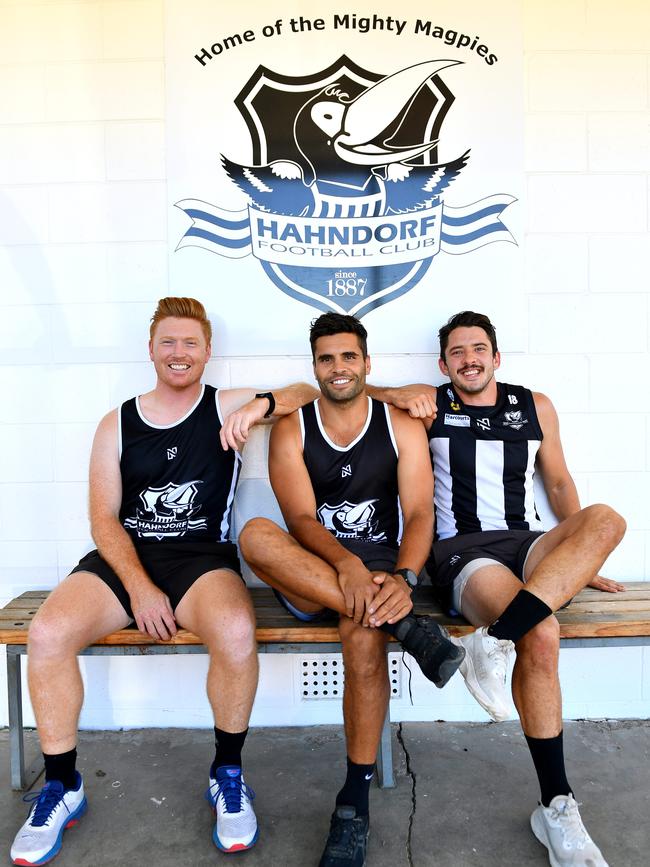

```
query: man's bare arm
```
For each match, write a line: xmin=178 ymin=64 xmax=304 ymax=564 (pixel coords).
xmin=268 ymin=414 xmax=381 ymax=623
xmin=89 ymin=411 xmax=178 ymax=639
xmin=534 ymin=392 xmax=580 ymax=521
xmin=367 ymin=383 xmax=437 ymax=422
xmin=368 ymin=408 xmax=434 ymax=627
xmin=219 ymin=382 xmax=319 ymax=451
xmin=534 ymin=392 xmax=624 ymax=593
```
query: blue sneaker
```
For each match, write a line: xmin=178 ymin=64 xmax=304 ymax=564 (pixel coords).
xmin=205 ymin=765 xmax=258 ymax=852
xmin=11 ymin=773 xmax=87 ymax=865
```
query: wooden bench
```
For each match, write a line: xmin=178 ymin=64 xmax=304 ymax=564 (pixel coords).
xmin=2 ymin=583 xmax=650 ymax=791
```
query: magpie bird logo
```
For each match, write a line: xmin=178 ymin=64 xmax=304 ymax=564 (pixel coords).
xmin=176 ymin=55 xmax=515 ymax=317
xmin=317 ymin=499 xmax=386 ymax=542
xmin=503 ymin=410 xmax=527 ymax=431
xmin=123 ymin=480 xmax=207 ymax=540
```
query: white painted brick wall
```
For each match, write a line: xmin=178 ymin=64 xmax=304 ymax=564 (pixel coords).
xmin=1 ymin=0 xmax=649 ymax=731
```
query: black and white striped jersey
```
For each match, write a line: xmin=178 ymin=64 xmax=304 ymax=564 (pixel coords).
xmin=118 ymin=385 xmax=241 ymax=544
xmin=300 ymin=397 xmax=402 ymax=548
xmin=429 ymin=382 xmax=544 ymax=540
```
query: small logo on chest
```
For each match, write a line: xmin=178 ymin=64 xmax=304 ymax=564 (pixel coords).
xmin=503 ymin=411 xmax=527 ymax=430
xmin=444 ymin=413 xmax=470 ymax=427
xmin=167 ymin=447 xmax=178 ymax=460
xmin=476 ymin=417 xmax=491 ymax=431
xmin=341 ymin=464 xmax=352 ymax=478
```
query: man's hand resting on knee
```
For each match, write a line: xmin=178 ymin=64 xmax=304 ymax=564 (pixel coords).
xmin=367 ymin=572 xmax=413 ymax=627
xmin=337 ymin=558 xmax=382 ymax=624
xmin=129 ymin=582 xmax=177 ymax=640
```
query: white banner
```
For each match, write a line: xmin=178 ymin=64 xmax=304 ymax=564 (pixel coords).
xmin=166 ymin=0 xmax=524 ymax=354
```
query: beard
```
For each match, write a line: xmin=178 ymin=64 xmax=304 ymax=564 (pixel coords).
xmin=318 ymin=374 xmax=365 ymax=403
xmin=451 ymin=365 xmax=495 ymax=396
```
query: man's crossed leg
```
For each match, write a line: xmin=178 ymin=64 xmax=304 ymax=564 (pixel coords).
xmin=446 ymin=504 xmax=626 ymax=867
xmin=240 ymin=519 xmax=464 ymax=867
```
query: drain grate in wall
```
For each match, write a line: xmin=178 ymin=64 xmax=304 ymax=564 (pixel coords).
xmin=298 ymin=653 xmax=403 ymax=700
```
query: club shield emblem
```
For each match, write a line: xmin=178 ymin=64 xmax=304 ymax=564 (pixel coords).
xmin=123 ymin=480 xmax=207 ymax=540
xmin=176 ymin=55 xmax=516 ymax=317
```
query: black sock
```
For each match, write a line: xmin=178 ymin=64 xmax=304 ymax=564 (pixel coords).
xmin=487 ymin=589 xmax=552 ymax=643
xmin=525 ymin=732 xmax=572 ymax=807
xmin=335 ymin=757 xmax=374 ymax=817
xmin=44 ymin=747 xmax=78 ymax=790
xmin=379 ymin=612 xmax=414 ymax=640
xmin=212 ymin=727 xmax=248 ymax=775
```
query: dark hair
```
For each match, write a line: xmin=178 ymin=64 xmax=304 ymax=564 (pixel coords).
xmin=309 ymin=312 xmax=368 ymax=359
xmin=438 ymin=311 xmax=498 ymax=359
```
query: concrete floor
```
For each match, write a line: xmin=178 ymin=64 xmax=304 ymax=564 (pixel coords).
xmin=2 ymin=720 xmax=648 ymax=866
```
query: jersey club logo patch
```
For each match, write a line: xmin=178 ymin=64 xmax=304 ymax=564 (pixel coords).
xmin=176 ymin=55 xmax=516 ymax=318
xmin=502 ymin=410 xmax=527 ymax=430
xmin=123 ymin=480 xmax=207 ymax=540
xmin=317 ymin=498 xmax=386 ymax=543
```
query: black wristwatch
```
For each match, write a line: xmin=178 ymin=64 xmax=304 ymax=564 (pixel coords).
xmin=255 ymin=392 xmax=276 ymax=418
xmin=395 ymin=568 xmax=419 ymax=590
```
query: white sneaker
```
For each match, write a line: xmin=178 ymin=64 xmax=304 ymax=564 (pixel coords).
xmin=206 ymin=765 xmax=258 ymax=852
xmin=531 ymin=794 xmax=609 ymax=866
xmin=453 ymin=626 xmax=513 ymax=721
xmin=11 ymin=773 xmax=86 ymax=866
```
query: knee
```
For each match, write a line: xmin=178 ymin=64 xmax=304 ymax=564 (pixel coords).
xmin=208 ymin=609 xmax=257 ymax=664
xmin=340 ymin=622 xmax=387 ymax=681
xmin=582 ymin=504 xmax=626 ymax=550
xmin=516 ymin=615 xmax=560 ymax=674
xmin=238 ymin=517 xmax=280 ymax=562
xmin=28 ymin=610 xmax=77 ymax=659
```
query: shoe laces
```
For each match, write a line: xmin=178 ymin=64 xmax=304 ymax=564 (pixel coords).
xmin=23 ymin=781 xmax=69 ymax=828
xmin=206 ymin=772 xmax=256 ymax=814
xmin=327 ymin=811 xmax=365 ymax=858
xmin=483 ymin=633 xmax=513 ymax=682
xmin=549 ymin=797 xmax=588 ymax=850
xmin=408 ymin=617 xmax=446 ymax=651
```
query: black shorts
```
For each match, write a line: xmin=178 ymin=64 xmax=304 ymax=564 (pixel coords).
xmin=274 ymin=538 xmax=408 ymax=622
xmin=427 ymin=529 xmax=544 ymax=613
xmin=71 ymin=541 xmax=242 ymax=620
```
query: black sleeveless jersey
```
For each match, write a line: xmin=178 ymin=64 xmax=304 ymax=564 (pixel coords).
xmin=428 ymin=382 xmax=544 ymax=540
xmin=119 ymin=385 xmax=241 ymax=544
xmin=300 ymin=397 xmax=402 ymax=549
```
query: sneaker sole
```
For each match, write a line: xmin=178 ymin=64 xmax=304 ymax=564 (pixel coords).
xmin=214 ymin=826 xmax=259 ymax=853
xmin=530 ymin=808 xmax=562 ymax=867
xmin=12 ymin=797 xmax=87 ymax=867
xmin=458 ymin=648 xmax=510 ymax=722
xmin=432 ymin=644 xmax=465 ymax=689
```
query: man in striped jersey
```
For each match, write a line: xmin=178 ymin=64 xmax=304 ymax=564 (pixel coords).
xmin=373 ymin=310 xmax=626 ymax=867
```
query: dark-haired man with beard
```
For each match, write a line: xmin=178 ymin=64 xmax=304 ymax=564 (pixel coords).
xmin=239 ymin=312 xmax=465 ymax=867
xmin=372 ymin=310 xmax=626 ymax=867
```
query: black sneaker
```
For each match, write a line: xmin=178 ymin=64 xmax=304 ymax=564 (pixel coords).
xmin=395 ymin=615 xmax=465 ymax=688
xmin=318 ymin=805 xmax=369 ymax=867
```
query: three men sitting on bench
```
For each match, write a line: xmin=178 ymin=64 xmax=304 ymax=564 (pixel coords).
xmin=12 ymin=302 xmax=625 ymax=867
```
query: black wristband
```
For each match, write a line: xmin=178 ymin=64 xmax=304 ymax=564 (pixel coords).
xmin=255 ymin=391 xmax=275 ymax=418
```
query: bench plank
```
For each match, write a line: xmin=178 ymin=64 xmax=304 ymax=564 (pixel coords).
xmin=2 ymin=584 xmax=650 ymax=646
xmin=2 ymin=582 xmax=650 ymax=792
